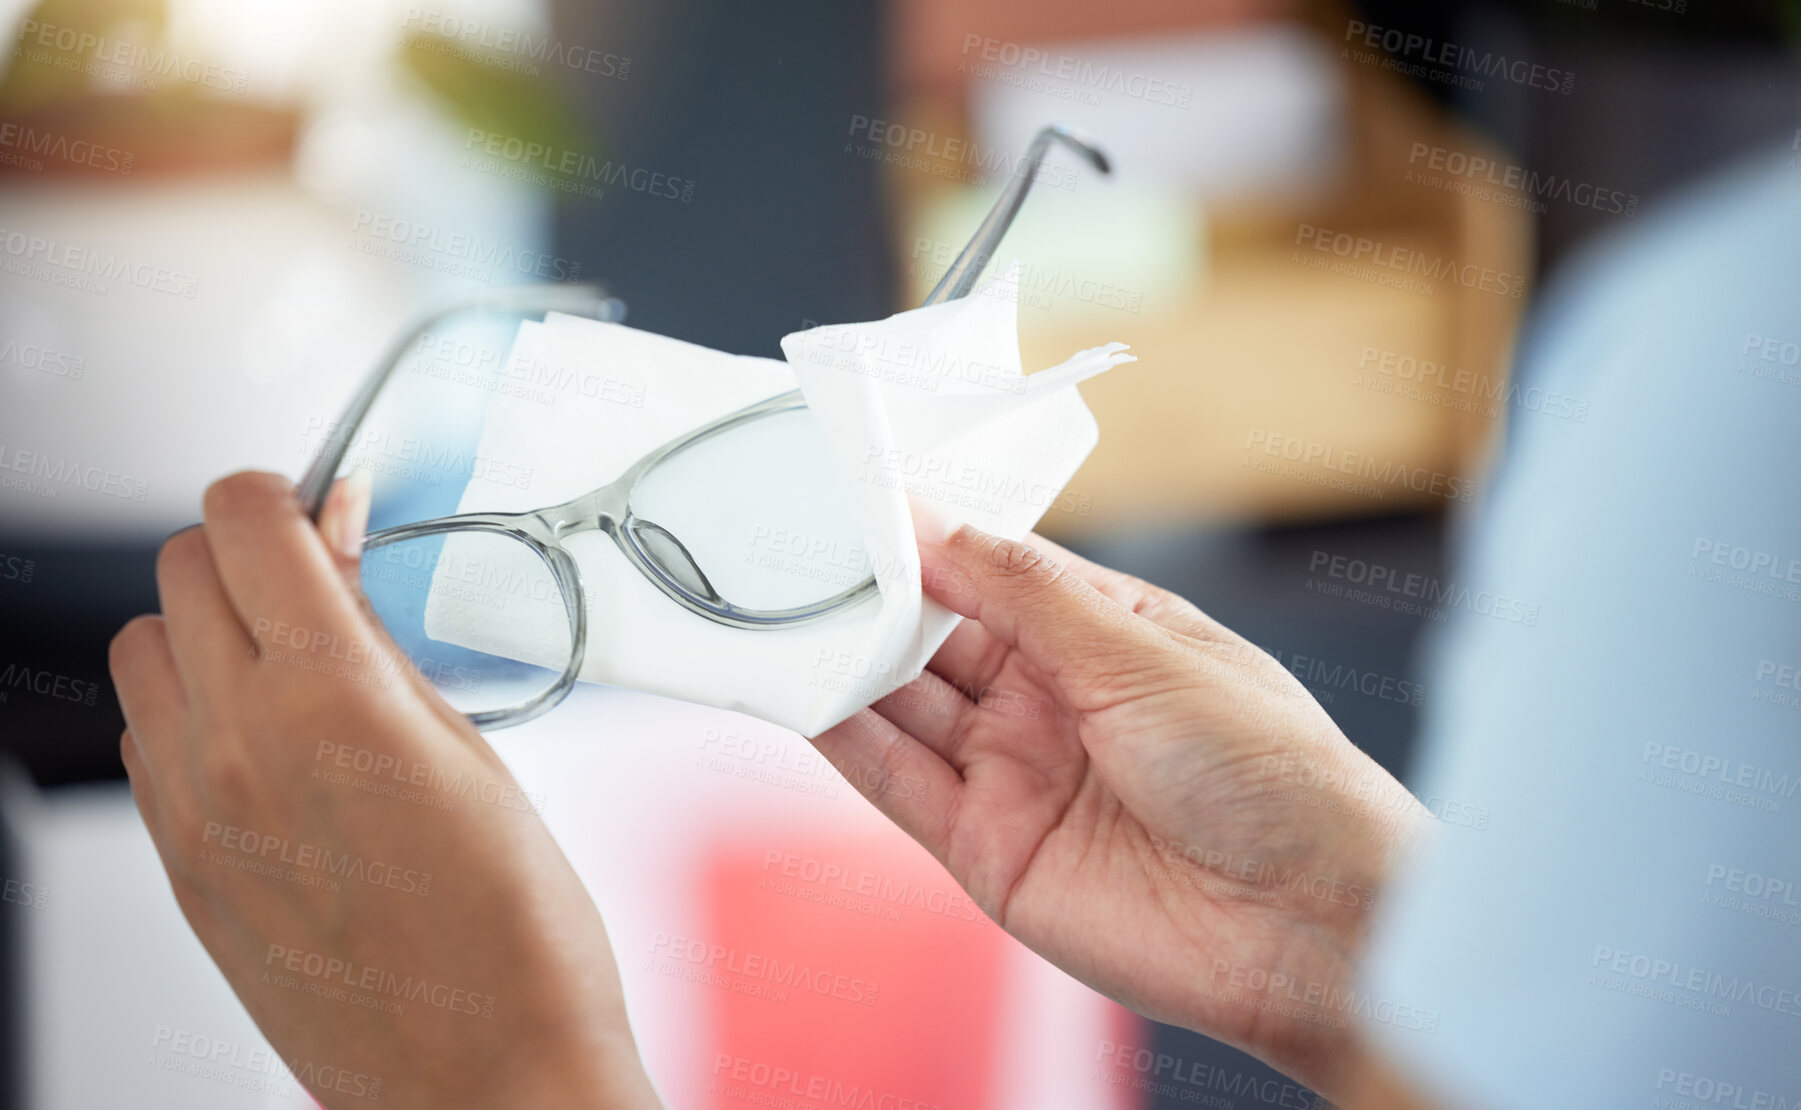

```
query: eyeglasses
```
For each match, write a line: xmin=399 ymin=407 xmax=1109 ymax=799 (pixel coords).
xmin=297 ymin=124 xmax=1111 ymax=730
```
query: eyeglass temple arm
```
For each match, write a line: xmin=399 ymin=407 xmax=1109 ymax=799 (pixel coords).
xmin=921 ymin=124 xmax=1111 ymax=307
xmin=295 ymin=283 xmax=623 ymax=519
xmin=298 ymin=125 xmax=1108 ymax=516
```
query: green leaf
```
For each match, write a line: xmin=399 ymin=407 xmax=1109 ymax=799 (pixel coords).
xmin=399 ymin=32 xmax=592 ymax=165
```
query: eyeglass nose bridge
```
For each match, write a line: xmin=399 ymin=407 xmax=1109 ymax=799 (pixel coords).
xmin=530 ymin=479 xmax=632 ymax=540
xmin=519 ymin=473 xmax=729 ymax=617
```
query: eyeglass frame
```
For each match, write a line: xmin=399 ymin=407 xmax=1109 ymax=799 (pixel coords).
xmin=296 ymin=123 xmax=1111 ymax=730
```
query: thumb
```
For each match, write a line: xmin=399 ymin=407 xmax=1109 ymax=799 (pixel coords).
xmin=919 ymin=524 xmax=1160 ymax=685
xmin=316 ymin=470 xmax=372 ymax=580
xmin=312 ymin=473 xmax=459 ymax=716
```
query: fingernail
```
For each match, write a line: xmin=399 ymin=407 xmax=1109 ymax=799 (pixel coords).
xmin=327 ymin=471 xmax=372 ymax=560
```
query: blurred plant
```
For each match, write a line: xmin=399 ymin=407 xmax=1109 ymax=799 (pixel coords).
xmin=0 ymin=0 xmax=588 ymax=165
xmin=0 ymin=0 xmax=168 ymax=113
xmin=398 ymin=28 xmax=589 ymax=159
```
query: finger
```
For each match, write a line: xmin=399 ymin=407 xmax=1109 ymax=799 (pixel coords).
xmin=808 ymin=709 xmax=962 ymax=859
xmin=121 ymin=728 xmax=179 ymax=879
xmin=316 ymin=471 xmax=395 ymax=640
xmin=317 ymin=470 xmax=373 ymax=582
xmin=919 ymin=526 xmax=1160 ymax=689
xmin=200 ymin=471 xmax=372 ymax=654
xmin=120 ymin=725 xmax=216 ymax=939
xmin=1018 ymin=532 xmax=1223 ymax=639
xmin=120 ymin=728 xmax=155 ymax=811
xmin=306 ymin=472 xmax=462 ymax=719
xmin=120 ymin=727 xmax=174 ymax=853
xmin=870 ymin=671 xmax=976 ymax=763
xmin=108 ymin=615 xmax=189 ymax=768
xmin=155 ymin=527 xmax=256 ymax=687
xmin=922 ymin=619 xmax=1010 ymax=702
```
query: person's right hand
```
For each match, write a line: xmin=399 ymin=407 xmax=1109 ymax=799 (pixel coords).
xmin=810 ymin=525 xmax=1432 ymax=1101
xmin=109 ymin=472 xmax=662 ymax=1110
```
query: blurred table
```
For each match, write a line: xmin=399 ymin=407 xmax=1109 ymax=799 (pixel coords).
xmin=884 ymin=20 xmax=1531 ymax=537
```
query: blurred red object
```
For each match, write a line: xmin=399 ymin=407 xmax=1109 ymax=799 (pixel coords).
xmin=703 ymin=832 xmax=1011 ymax=1107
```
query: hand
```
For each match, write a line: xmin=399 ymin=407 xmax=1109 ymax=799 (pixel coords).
xmin=810 ymin=525 xmax=1431 ymax=1099
xmin=109 ymin=471 xmax=661 ymax=1110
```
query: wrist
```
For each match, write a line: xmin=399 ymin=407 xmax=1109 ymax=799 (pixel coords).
xmin=1289 ymin=783 xmax=1437 ymax=1099
xmin=1198 ymin=742 xmax=1436 ymax=1100
xmin=489 ymin=1030 xmax=661 ymax=1110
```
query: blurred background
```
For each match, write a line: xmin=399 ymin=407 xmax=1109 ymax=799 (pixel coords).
xmin=0 ymin=0 xmax=1795 ymax=1106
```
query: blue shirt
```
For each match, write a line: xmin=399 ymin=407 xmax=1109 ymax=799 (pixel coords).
xmin=1361 ymin=144 xmax=1801 ymax=1108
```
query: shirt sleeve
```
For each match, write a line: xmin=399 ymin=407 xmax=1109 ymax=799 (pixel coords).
xmin=1358 ymin=145 xmax=1801 ymax=1110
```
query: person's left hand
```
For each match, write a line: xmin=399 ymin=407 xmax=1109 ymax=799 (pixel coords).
xmin=810 ymin=525 xmax=1431 ymax=1097
xmin=109 ymin=471 xmax=661 ymax=1110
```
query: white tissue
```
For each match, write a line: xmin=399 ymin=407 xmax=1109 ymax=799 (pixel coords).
xmin=424 ymin=264 xmax=1133 ymax=735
